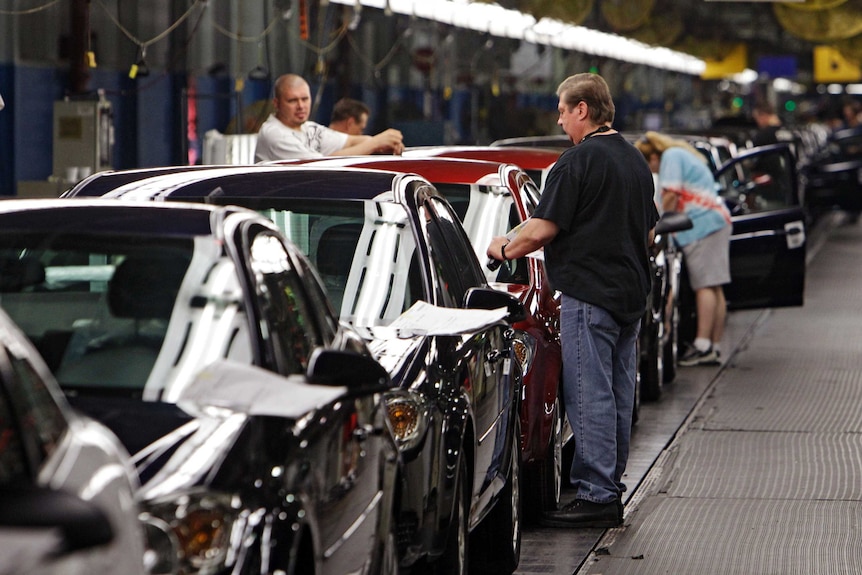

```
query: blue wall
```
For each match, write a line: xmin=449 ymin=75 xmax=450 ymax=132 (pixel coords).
xmin=0 ymin=65 xmax=188 ymax=195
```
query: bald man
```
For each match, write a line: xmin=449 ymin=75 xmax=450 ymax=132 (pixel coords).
xmin=255 ymin=74 xmax=403 ymax=161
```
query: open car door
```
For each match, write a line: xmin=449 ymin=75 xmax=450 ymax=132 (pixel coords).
xmin=678 ymin=143 xmax=806 ymax=347
xmin=715 ymin=143 xmax=806 ymax=310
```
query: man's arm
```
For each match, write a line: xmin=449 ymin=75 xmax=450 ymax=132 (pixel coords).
xmin=334 ymin=128 xmax=404 ymax=156
xmin=486 ymin=217 xmax=559 ymax=263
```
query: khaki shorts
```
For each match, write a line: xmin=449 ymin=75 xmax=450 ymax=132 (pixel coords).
xmin=681 ymin=225 xmax=731 ymax=290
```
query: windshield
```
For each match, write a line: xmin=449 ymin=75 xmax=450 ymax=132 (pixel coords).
xmin=0 ymin=235 xmax=250 ymax=400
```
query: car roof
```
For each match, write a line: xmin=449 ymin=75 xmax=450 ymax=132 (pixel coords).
xmin=0 ymin=198 xmax=236 ymax=237
xmin=69 ymin=165 xmax=406 ymax=202
xmin=404 ymin=146 xmax=561 ymax=169
xmin=491 ymin=135 xmax=571 ymax=148
xmin=269 ymin=156 xmax=511 ymax=186
xmin=65 ymin=164 xmax=249 ymax=198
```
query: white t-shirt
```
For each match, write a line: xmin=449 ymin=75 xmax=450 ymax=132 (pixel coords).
xmin=254 ymin=115 xmax=348 ymax=161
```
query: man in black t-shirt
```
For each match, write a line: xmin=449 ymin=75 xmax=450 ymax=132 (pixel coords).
xmin=487 ymin=73 xmax=658 ymax=528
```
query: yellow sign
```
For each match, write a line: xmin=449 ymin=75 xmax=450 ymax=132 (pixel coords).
xmin=813 ymin=45 xmax=861 ymax=83
xmin=700 ymin=44 xmax=748 ymax=80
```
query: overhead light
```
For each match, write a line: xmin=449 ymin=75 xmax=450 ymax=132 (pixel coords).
xmin=328 ymin=0 xmax=707 ymax=75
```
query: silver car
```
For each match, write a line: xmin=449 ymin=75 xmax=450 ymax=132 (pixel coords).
xmin=0 ymin=306 xmax=146 ymax=575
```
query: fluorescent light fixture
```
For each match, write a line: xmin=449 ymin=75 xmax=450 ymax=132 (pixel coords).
xmin=329 ymin=0 xmax=707 ymax=75
xmin=772 ymin=77 xmax=806 ymax=94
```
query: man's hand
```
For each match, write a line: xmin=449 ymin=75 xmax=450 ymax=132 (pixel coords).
xmin=371 ymin=128 xmax=404 ymax=154
xmin=486 ymin=236 xmax=508 ymax=262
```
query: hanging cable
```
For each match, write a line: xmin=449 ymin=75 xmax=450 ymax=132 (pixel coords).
xmin=94 ymin=0 xmax=205 ymax=58
xmin=0 ymin=0 xmax=60 ymax=15
xmin=346 ymin=21 xmax=412 ymax=73
xmin=211 ymin=12 xmax=282 ymax=43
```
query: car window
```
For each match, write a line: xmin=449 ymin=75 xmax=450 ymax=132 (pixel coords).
xmin=0 ymin=239 xmax=196 ymax=396
xmin=719 ymin=148 xmax=797 ymax=214
xmin=256 ymin=199 xmax=423 ymax=329
xmin=433 ymin=182 xmax=528 ymax=285
xmin=418 ymin=196 xmax=486 ymax=307
xmin=835 ymin=133 xmax=862 ymax=157
xmin=247 ymin=231 xmax=319 ymax=375
xmin=291 ymin=251 xmax=340 ymax=341
xmin=518 ymin=175 xmax=541 ymax=215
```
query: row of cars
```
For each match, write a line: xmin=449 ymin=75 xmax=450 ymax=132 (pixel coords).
xmin=0 ymin=132 xmax=809 ymax=575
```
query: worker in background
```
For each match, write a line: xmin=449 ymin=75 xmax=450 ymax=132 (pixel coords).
xmin=254 ymin=74 xmax=403 ymax=161
xmin=329 ymin=98 xmax=370 ymax=136
xmin=636 ymin=131 xmax=731 ymax=367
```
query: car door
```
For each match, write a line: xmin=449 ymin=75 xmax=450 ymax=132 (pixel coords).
xmin=714 ymin=143 xmax=806 ymax=309
xmin=414 ymin=189 xmax=513 ymax=496
xmin=235 ymin=222 xmax=390 ymax=571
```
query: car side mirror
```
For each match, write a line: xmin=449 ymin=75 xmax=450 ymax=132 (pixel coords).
xmin=463 ymin=287 xmax=527 ymax=324
xmin=307 ymin=348 xmax=391 ymax=390
xmin=0 ymin=485 xmax=114 ymax=553
xmin=655 ymin=211 xmax=693 ymax=235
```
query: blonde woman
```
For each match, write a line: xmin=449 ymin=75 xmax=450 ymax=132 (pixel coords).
xmin=635 ymin=131 xmax=732 ymax=366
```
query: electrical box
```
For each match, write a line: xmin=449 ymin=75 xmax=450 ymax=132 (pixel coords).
xmin=52 ymin=98 xmax=113 ymax=182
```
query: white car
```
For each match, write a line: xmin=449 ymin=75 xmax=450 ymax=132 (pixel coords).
xmin=0 ymin=307 xmax=146 ymax=575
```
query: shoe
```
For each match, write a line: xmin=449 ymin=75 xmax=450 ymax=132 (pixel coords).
xmin=679 ymin=345 xmax=719 ymax=367
xmin=539 ymin=498 xmax=623 ymax=528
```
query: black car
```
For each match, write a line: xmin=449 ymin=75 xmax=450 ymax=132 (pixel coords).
xmin=798 ymin=126 xmax=862 ymax=221
xmin=65 ymin=167 xmax=527 ymax=575
xmin=0 ymin=199 xmax=401 ymax=575
xmin=673 ymin=143 xmax=807 ymax=347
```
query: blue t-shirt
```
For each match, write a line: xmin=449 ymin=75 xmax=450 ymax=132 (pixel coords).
xmin=658 ymin=147 xmax=730 ymax=246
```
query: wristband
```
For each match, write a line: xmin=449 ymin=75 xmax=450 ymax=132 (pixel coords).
xmin=501 ymin=242 xmax=509 ymax=261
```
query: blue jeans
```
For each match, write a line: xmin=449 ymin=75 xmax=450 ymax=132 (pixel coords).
xmin=561 ymin=295 xmax=639 ymax=504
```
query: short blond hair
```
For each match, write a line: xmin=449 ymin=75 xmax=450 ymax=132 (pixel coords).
xmin=634 ymin=131 xmax=706 ymax=164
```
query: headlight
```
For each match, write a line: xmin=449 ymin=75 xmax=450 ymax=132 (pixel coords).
xmin=385 ymin=390 xmax=429 ymax=453
xmin=141 ymin=491 xmax=242 ymax=575
xmin=508 ymin=329 xmax=537 ymax=380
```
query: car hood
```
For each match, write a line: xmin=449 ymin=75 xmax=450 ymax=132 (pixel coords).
xmin=357 ymin=328 xmax=428 ymax=388
xmin=69 ymin=361 xmax=349 ymax=498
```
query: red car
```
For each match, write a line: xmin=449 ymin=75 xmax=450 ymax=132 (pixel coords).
xmin=275 ymin=155 xmax=569 ymax=520
xmin=404 ymin=146 xmax=562 ymax=190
